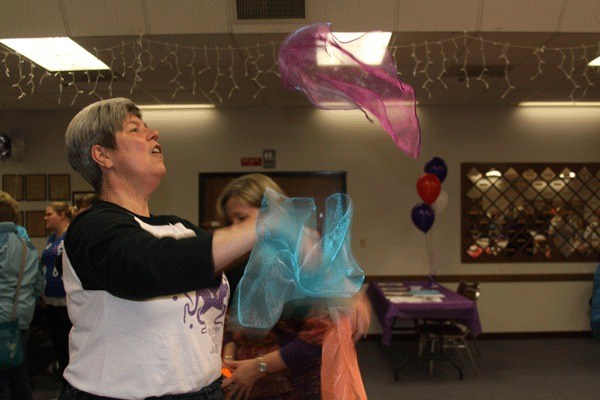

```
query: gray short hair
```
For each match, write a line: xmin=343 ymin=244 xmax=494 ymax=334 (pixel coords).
xmin=65 ymin=98 xmax=141 ymax=191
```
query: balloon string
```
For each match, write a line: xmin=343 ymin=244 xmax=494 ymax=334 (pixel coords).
xmin=425 ymin=230 xmax=435 ymax=282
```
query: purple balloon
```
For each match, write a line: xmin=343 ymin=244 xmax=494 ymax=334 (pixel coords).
xmin=411 ymin=203 xmax=435 ymax=233
xmin=424 ymin=157 xmax=448 ymax=183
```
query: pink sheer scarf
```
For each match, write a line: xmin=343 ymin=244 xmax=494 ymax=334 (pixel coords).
xmin=279 ymin=23 xmax=421 ymax=159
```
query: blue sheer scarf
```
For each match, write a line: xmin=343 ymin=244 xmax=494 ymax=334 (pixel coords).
xmin=233 ymin=188 xmax=365 ymax=330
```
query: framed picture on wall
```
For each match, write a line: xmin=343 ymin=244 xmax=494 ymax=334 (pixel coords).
xmin=25 ymin=210 xmax=47 ymax=238
xmin=48 ymin=174 xmax=71 ymax=201
xmin=2 ymin=174 xmax=24 ymax=200
xmin=24 ymin=174 xmax=47 ymax=201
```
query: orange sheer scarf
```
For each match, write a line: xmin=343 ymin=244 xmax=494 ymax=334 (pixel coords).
xmin=321 ymin=291 xmax=371 ymax=400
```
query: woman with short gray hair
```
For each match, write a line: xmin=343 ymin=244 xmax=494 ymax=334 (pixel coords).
xmin=60 ymin=98 xmax=258 ymax=400
xmin=65 ymin=97 xmax=140 ymax=192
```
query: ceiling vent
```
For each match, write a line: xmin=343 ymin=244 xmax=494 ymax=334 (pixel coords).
xmin=236 ymin=0 xmax=305 ymax=20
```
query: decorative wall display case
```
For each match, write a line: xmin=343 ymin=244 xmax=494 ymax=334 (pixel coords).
xmin=461 ymin=163 xmax=599 ymax=263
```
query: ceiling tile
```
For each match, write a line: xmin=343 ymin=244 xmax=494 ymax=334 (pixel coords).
xmin=480 ymin=0 xmax=564 ymax=31
xmin=395 ymin=0 xmax=481 ymax=32
xmin=64 ymin=0 xmax=147 ymax=36
xmin=146 ymin=0 xmax=230 ymax=34
xmin=313 ymin=0 xmax=397 ymax=31
xmin=1 ymin=2 xmax=599 ymax=110
xmin=561 ymin=0 xmax=600 ymax=32
xmin=0 ymin=0 xmax=66 ymax=37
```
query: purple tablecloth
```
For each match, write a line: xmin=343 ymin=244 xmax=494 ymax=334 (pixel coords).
xmin=367 ymin=281 xmax=482 ymax=346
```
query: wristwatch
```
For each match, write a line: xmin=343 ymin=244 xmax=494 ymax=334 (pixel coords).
xmin=257 ymin=357 xmax=268 ymax=373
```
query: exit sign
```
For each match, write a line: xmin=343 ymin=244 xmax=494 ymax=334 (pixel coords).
xmin=240 ymin=157 xmax=262 ymax=166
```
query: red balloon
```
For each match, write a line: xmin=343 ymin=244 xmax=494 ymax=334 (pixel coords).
xmin=416 ymin=173 xmax=441 ymax=205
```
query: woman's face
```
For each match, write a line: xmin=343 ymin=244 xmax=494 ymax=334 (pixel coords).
xmin=105 ymin=112 xmax=166 ymax=188
xmin=44 ymin=206 xmax=63 ymax=231
xmin=225 ymin=197 xmax=259 ymax=226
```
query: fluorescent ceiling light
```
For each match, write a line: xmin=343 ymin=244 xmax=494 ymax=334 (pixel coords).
xmin=317 ymin=32 xmax=392 ymax=66
xmin=519 ymin=101 xmax=600 ymax=107
xmin=137 ymin=104 xmax=215 ymax=110
xmin=589 ymin=55 xmax=600 ymax=66
xmin=485 ymin=169 xmax=502 ymax=178
xmin=0 ymin=37 xmax=109 ymax=71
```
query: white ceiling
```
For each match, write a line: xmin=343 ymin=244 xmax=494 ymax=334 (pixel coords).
xmin=0 ymin=0 xmax=599 ymax=110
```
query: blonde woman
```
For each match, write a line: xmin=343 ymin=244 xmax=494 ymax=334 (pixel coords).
xmin=42 ymin=201 xmax=75 ymax=391
xmin=217 ymin=174 xmax=335 ymax=400
xmin=218 ymin=174 xmax=370 ymax=400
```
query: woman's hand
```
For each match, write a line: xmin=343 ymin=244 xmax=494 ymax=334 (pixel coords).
xmin=221 ymin=358 xmax=263 ymax=400
xmin=222 ymin=355 xmax=234 ymax=372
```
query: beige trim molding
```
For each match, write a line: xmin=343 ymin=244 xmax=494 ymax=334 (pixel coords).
xmin=365 ymin=273 xmax=593 ymax=283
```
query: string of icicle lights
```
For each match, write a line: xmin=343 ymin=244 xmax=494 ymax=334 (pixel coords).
xmin=1 ymin=33 xmax=599 ymax=106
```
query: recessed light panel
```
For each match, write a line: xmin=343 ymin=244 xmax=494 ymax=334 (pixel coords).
xmin=0 ymin=37 xmax=109 ymax=71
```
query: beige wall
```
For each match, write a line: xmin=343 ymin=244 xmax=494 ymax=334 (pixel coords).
xmin=1 ymin=104 xmax=598 ymax=333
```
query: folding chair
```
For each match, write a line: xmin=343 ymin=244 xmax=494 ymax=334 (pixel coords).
xmin=417 ymin=282 xmax=481 ymax=375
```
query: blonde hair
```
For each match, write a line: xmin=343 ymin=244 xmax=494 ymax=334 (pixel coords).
xmin=48 ymin=201 xmax=76 ymax=221
xmin=0 ymin=191 xmax=19 ymax=223
xmin=216 ymin=174 xmax=284 ymax=225
xmin=75 ymin=193 xmax=98 ymax=212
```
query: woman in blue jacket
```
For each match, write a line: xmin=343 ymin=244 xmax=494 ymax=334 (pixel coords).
xmin=42 ymin=202 xmax=74 ymax=391
xmin=0 ymin=191 xmax=45 ymax=399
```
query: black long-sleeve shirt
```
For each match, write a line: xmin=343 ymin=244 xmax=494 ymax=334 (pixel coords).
xmin=64 ymin=199 xmax=216 ymax=299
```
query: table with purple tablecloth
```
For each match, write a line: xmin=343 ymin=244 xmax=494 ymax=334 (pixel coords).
xmin=367 ymin=281 xmax=482 ymax=346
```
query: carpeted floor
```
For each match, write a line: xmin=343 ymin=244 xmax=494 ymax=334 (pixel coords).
xmin=358 ymin=337 xmax=600 ymax=400
xmin=31 ymin=337 xmax=600 ymax=400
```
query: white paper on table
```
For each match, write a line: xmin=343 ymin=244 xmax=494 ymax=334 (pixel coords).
xmin=409 ymin=292 xmax=445 ymax=298
xmin=386 ymin=296 xmax=443 ymax=303
xmin=381 ymin=290 xmax=409 ymax=295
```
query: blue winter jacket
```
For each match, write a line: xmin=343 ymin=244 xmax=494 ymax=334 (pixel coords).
xmin=591 ymin=264 xmax=600 ymax=339
xmin=0 ymin=222 xmax=46 ymax=329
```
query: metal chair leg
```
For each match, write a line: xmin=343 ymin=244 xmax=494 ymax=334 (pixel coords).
xmin=418 ymin=334 xmax=425 ymax=359
xmin=472 ymin=335 xmax=481 ymax=357
xmin=428 ymin=335 xmax=437 ymax=376
xmin=458 ymin=337 xmax=478 ymax=372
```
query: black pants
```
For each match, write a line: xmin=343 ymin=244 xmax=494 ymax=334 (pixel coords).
xmin=58 ymin=378 xmax=224 ymax=400
xmin=45 ymin=305 xmax=72 ymax=383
